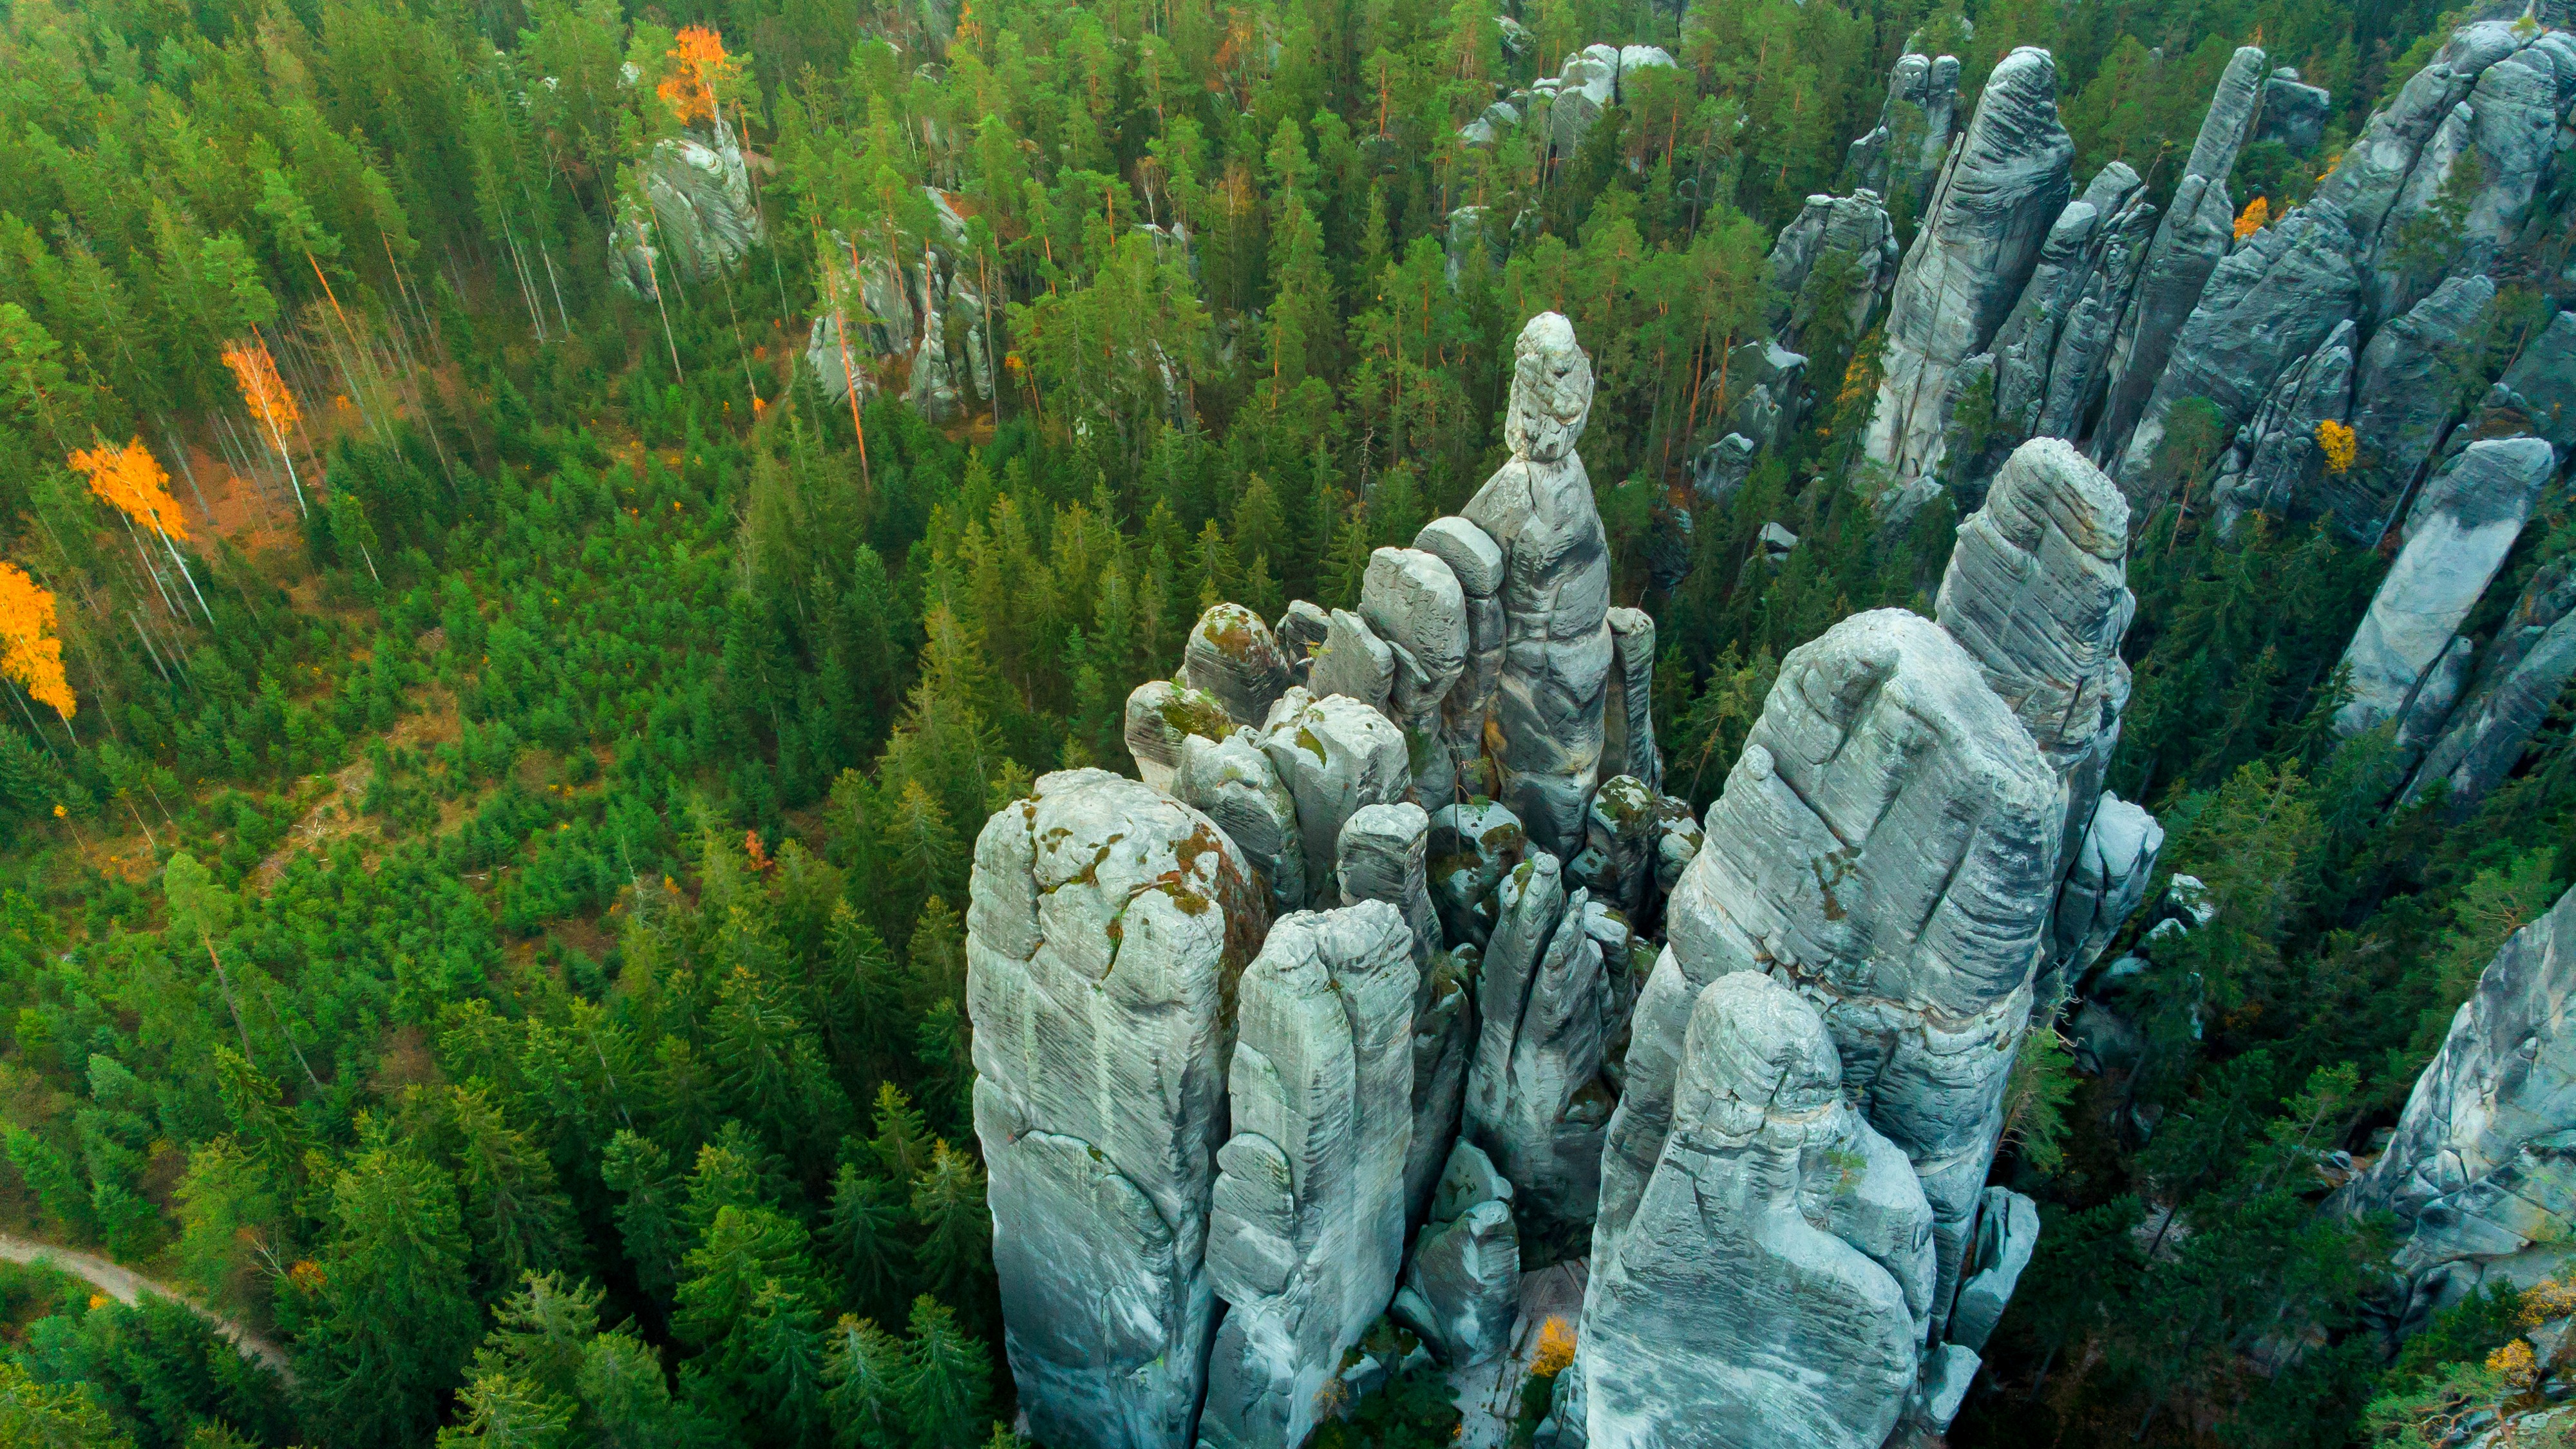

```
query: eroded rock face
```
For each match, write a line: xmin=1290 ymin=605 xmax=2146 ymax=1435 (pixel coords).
xmin=1601 ymin=609 xmax=2058 ymax=1334
xmin=967 ymin=770 xmax=1265 ymax=1449
xmin=2208 ymin=320 xmax=2358 ymax=531
xmin=1580 ymin=972 xmax=1935 ymax=1449
xmin=611 ymin=117 xmax=766 ymax=295
xmin=1390 ymin=1140 xmax=1520 ymax=1367
xmin=1338 ymin=802 xmax=1443 ymax=966
xmin=2047 ymin=795 xmax=2164 ymax=985
xmin=2338 ymin=276 xmax=2497 ymax=542
xmin=1175 ymin=732 xmax=1309 ymax=916
xmin=1201 ymin=904 xmax=1419 ymax=1449
xmin=1864 ymin=48 xmax=2076 ymax=487
xmin=1126 ymin=681 xmax=1233 ymax=793
xmin=1362 ymin=547 xmax=1470 ymax=796
xmin=1182 ymin=603 xmax=1296 ymax=729
xmin=2094 ymin=46 xmax=2269 ymax=467
xmin=1463 ymin=852 xmax=1616 ymax=1242
xmin=1848 ymin=53 xmax=1962 ymax=207
xmin=2405 ymin=553 xmax=2576 ymax=817
xmin=1416 ymin=517 xmax=1509 ymax=788
xmin=2333 ymin=437 xmax=2557 ymax=737
xmin=2109 ymin=198 xmax=2363 ymax=511
xmin=2345 ymin=886 xmax=2576 ymax=1332
xmin=1602 ymin=609 xmax=1663 ymax=796
xmin=1309 ymin=607 xmax=1397 ymax=714
xmin=1935 ymin=438 xmax=2134 ymax=778
xmin=1465 ymin=315 xmax=1615 ymax=856
xmin=1258 ymin=688 xmax=1413 ymax=908
xmin=1768 ymin=191 xmax=1900 ymax=353
xmin=1430 ymin=799 xmax=1530 ymax=950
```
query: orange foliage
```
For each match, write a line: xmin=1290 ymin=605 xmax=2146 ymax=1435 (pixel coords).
xmin=1530 ymin=1316 xmax=1578 ymax=1378
xmin=658 ymin=26 xmax=738 ymax=126
xmin=223 ymin=343 xmax=300 ymax=440
xmin=2315 ymin=419 xmax=2358 ymax=475
xmin=2233 ymin=196 xmax=2271 ymax=242
xmin=0 ymin=560 xmax=73 ymax=720
xmin=68 ymin=437 xmax=189 ymax=542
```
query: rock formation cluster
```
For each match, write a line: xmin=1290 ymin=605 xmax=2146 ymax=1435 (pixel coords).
xmin=804 ymin=188 xmax=998 ymax=423
xmin=607 ymin=115 xmax=766 ymax=297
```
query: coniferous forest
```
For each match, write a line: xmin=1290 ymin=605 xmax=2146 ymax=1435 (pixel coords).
xmin=0 ymin=0 xmax=2571 ymax=1440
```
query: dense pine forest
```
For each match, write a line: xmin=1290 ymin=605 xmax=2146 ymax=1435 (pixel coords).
xmin=0 ymin=0 xmax=2568 ymax=1440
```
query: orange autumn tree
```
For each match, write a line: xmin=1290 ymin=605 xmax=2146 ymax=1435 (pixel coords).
xmin=68 ymin=436 xmax=212 ymax=620
xmin=223 ymin=340 xmax=308 ymax=515
xmin=659 ymin=26 xmax=740 ymax=128
xmin=0 ymin=560 xmax=74 ymax=728
xmin=2233 ymin=195 xmax=2271 ymax=241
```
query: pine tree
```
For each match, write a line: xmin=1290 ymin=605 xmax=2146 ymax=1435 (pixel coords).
xmin=909 ymin=1140 xmax=991 ymax=1304
xmin=826 ymin=1162 xmax=913 ymax=1317
xmin=896 ymin=1297 xmax=993 ymax=1449
xmin=822 ymin=1314 xmax=906 ymax=1449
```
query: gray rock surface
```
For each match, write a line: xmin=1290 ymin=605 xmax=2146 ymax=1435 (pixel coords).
xmin=2405 ymin=554 xmax=2576 ymax=817
xmin=2338 ymin=276 xmax=2497 ymax=542
xmin=2258 ymin=71 xmax=2334 ymax=153
xmin=2047 ymin=795 xmax=2164 ymax=984
xmin=2334 ymin=438 xmax=2556 ymax=736
xmin=1464 ymin=315 xmax=1616 ymax=857
xmin=1406 ymin=943 xmax=1478 ymax=1225
xmin=1201 ymin=904 xmax=1419 ymax=1449
xmin=1463 ymin=852 xmax=1615 ymax=1240
xmin=1275 ymin=601 xmax=1330 ymax=687
xmin=2344 ymin=886 xmax=2576 ymax=1332
xmin=2034 ymin=166 xmax=2158 ymax=444
xmin=1390 ymin=1141 xmax=1521 ymax=1366
xmin=1578 ymin=775 xmax=1662 ymax=920
xmin=1339 ymin=802 xmax=1443 ymax=967
xmin=1768 ymin=191 xmax=1900 ymax=352
xmin=1126 ymin=681 xmax=1233 ymax=793
xmin=610 ymin=116 xmax=765 ymax=294
xmin=968 ymin=770 xmax=1265 ymax=1449
xmin=1653 ymin=796 xmax=1705 ymax=900
xmin=1179 ymin=603 xmax=1296 ymax=729
xmin=1848 ymin=53 xmax=1962 ymax=207
xmin=2095 ymin=46 xmax=2269 ymax=470
xmin=1936 ymin=437 xmax=2134 ymax=780
xmin=1175 ymin=732 xmax=1309 ymax=916
xmin=1416 ymin=517 xmax=1510 ymax=790
xmin=1601 ymin=609 xmax=2058 ymax=1336
xmin=1694 ymin=433 xmax=1758 ymax=509
xmin=1602 ymin=608 xmax=1662 ymax=796
xmin=1258 ymin=688 xmax=1413 ymax=908
xmin=2208 ymin=319 xmax=2357 ymax=531
xmin=1430 ymin=799 xmax=1530 ymax=950
xmin=2110 ymin=197 xmax=2363 ymax=513
xmin=1309 ymin=607 xmax=1398 ymax=714
xmin=2486 ymin=310 xmax=2576 ymax=458
xmin=1579 ymin=972 xmax=1935 ymax=1449
xmin=803 ymin=193 xmax=990 ymax=421
xmin=1947 ymin=1188 xmax=2041 ymax=1352
xmin=1863 ymin=48 xmax=2076 ymax=486
xmin=1363 ymin=547 xmax=1470 ymax=795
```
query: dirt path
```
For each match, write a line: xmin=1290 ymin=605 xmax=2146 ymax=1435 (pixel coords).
xmin=0 ymin=1234 xmax=296 ymax=1383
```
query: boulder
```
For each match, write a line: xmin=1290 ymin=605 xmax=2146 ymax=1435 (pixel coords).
xmin=1693 ymin=433 xmax=1758 ymax=508
xmin=1716 ymin=340 xmax=1810 ymax=456
xmin=1180 ymin=603 xmax=1296 ymax=728
xmin=1464 ymin=314 xmax=1616 ymax=857
xmin=1390 ymin=1140 xmax=1521 ymax=1367
xmin=1258 ymin=688 xmax=1412 ymax=909
xmin=1651 ymin=796 xmax=1704 ymax=899
xmin=1578 ymin=774 xmax=1661 ymax=920
xmin=967 ymin=770 xmax=1266 ymax=1449
xmin=2344 ymin=886 xmax=2576 ymax=1333
xmin=1847 ymin=52 xmax=1961 ymax=207
xmin=1601 ymin=609 xmax=2058 ymax=1334
xmin=2257 ymin=70 xmax=2334 ymax=153
xmin=1863 ymin=48 xmax=2076 ymax=486
xmin=2333 ymin=437 xmax=2555 ymax=737
xmin=1338 ymin=802 xmax=1443 ymax=966
xmin=1200 ymin=904 xmax=1419 ymax=1449
xmin=1175 ymin=732 xmax=1309 ymax=916
xmin=1416 ymin=516 xmax=1508 ymax=781
xmin=2046 ymin=794 xmax=2164 ymax=985
xmin=1124 ymin=680 xmax=1232 ymax=793
xmin=1275 ymin=600 xmax=1331 ymax=686
xmin=1579 ymin=972 xmax=1935 ymax=1449
xmin=1362 ymin=547 xmax=1470 ymax=796
xmin=1946 ymin=1187 xmax=2041 ymax=1352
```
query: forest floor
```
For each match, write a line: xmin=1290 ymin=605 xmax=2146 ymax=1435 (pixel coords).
xmin=0 ymin=1233 xmax=294 ymax=1382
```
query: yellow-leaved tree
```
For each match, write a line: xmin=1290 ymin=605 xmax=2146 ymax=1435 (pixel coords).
xmin=223 ymin=340 xmax=308 ymax=515
xmin=68 ymin=436 xmax=211 ymax=620
xmin=0 ymin=560 xmax=74 ymax=729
